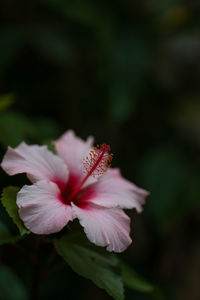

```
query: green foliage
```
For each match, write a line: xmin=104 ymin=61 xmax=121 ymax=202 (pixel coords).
xmin=0 ymin=111 xmax=60 ymax=147
xmin=0 ymin=112 xmax=36 ymax=147
xmin=0 ymin=0 xmax=199 ymax=299
xmin=32 ymin=117 xmax=61 ymax=144
xmin=40 ymin=0 xmax=113 ymax=41
xmin=141 ymin=146 xmax=200 ymax=229
xmin=0 ymin=27 xmax=26 ymax=70
xmin=0 ymin=220 xmax=22 ymax=245
xmin=54 ymin=232 xmax=124 ymax=300
xmin=1 ymin=187 xmax=29 ymax=235
xmin=0 ymin=265 xmax=28 ymax=300
xmin=120 ymin=262 xmax=154 ymax=293
xmin=0 ymin=94 xmax=15 ymax=113
xmin=54 ymin=233 xmax=156 ymax=299
xmin=30 ymin=25 xmax=69 ymax=65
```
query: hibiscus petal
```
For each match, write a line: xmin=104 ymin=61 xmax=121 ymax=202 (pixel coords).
xmin=17 ymin=180 xmax=74 ymax=234
xmin=72 ymin=203 xmax=132 ymax=252
xmin=54 ymin=130 xmax=93 ymax=179
xmin=1 ymin=142 xmax=68 ymax=186
xmin=85 ymin=168 xmax=149 ymax=212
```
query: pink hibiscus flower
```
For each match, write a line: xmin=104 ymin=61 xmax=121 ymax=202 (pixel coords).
xmin=1 ymin=130 xmax=149 ymax=252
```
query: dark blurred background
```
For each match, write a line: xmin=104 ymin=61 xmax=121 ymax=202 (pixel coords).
xmin=0 ymin=0 xmax=200 ymax=299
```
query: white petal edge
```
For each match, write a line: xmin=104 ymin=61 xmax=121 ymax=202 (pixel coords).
xmin=87 ymin=168 xmax=149 ymax=212
xmin=1 ymin=142 xmax=69 ymax=186
xmin=72 ymin=203 xmax=132 ymax=253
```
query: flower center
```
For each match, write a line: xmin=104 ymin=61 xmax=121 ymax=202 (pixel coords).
xmin=60 ymin=144 xmax=113 ymax=206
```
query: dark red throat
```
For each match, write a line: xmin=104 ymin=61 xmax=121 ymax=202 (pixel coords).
xmin=59 ymin=144 xmax=113 ymax=206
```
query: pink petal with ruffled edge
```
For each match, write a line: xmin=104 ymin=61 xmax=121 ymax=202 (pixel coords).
xmin=54 ymin=130 xmax=94 ymax=181
xmin=0 ymin=130 xmax=149 ymax=252
xmin=17 ymin=180 xmax=74 ymax=234
xmin=1 ymin=142 xmax=68 ymax=187
xmin=81 ymin=168 xmax=149 ymax=212
xmin=72 ymin=203 xmax=132 ymax=252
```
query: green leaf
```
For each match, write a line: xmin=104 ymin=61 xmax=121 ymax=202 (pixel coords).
xmin=120 ymin=262 xmax=154 ymax=293
xmin=0 ymin=111 xmax=61 ymax=147
xmin=120 ymin=262 xmax=165 ymax=300
xmin=39 ymin=0 xmax=113 ymax=46
xmin=54 ymin=233 xmax=124 ymax=300
xmin=1 ymin=187 xmax=29 ymax=235
xmin=30 ymin=25 xmax=69 ymax=65
xmin=140 ymin=146 xmax=197 ymax=229
xmin=0 ymin=112 xmax=36 ymax=147
xmin=0 ymin=27 xmax=26 ymax=71
xmin=0 ymin=94 xmax=15 ymax=113
xmin=32 ymin=117 xmax=61 ymax=143
xmin=0 ymin=221 xmax=18 ymax=245
xmin=0 ymin=221 xmax=22 ymax=246
xmin=0 ymin=265 xmax=28 ymax=300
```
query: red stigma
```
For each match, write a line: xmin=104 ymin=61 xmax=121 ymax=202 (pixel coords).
xmin=60 ymin=144 xmax=113 ymax=205
xmin=83 ymin=144 xmax=113 ymax=177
